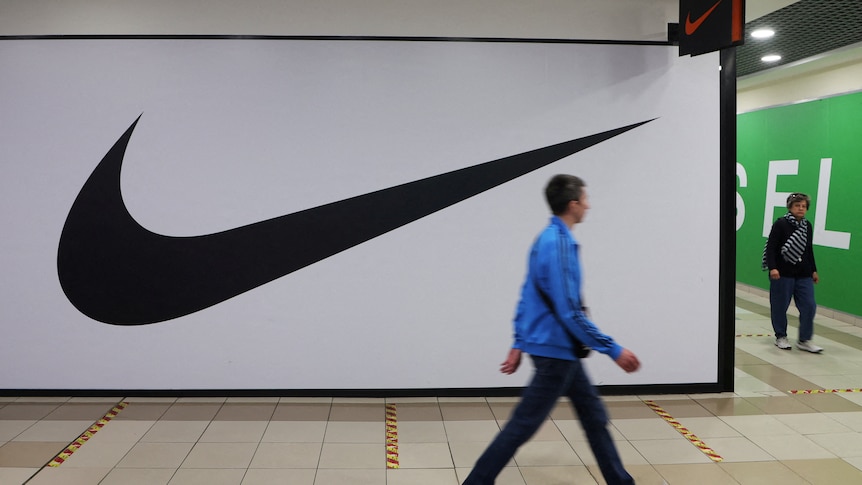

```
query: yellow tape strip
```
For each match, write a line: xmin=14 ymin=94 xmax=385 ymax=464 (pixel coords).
xmin=790 ymin=388 xmax=862 ymax=394
xmin=643 ymin=400 xmax=723 ymax=462
xmin=48 ymin=401 xmax=128 ymax=467
xmin=385 ymin=403 xmax=399 ymax=469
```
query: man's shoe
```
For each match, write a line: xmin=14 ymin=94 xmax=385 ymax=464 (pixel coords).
xmin=797 ymin=340 xmax=823 ymax=353
xmin=775 ymin=337 xmax=791 ymax=350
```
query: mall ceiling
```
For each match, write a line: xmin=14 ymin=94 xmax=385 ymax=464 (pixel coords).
xmin=736 ymin=0 xmax=862 ymax=77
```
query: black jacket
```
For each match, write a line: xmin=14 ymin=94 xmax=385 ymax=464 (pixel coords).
xmin=765 ymin=216 xmax=817 ymax=278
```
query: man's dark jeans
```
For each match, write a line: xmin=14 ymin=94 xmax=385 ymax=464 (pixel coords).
xmin=463 ymin=355 xmax=634 ymax=484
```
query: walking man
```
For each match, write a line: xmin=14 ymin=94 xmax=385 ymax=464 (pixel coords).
xmin=463 ymin=174 xmax=640 ymax=485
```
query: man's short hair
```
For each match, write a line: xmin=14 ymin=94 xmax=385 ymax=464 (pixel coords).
xmin=786 ymin=192 xmax=811 ymax=209
xmin=545 ymin=174 xmax=586 ymax=215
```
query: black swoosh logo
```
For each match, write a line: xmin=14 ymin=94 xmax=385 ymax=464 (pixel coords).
xmin=58 ymin=117 xmax=653 ymax=325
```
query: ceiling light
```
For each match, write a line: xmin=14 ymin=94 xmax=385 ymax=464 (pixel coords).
xmin=761 ymin=54 xmax=782 ymax=62
xmin=751 ymin=29 xmax=775 ymax=39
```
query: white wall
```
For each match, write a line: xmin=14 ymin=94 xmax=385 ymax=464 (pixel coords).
xmin=0 ymin=0 xmax=676 ymax=40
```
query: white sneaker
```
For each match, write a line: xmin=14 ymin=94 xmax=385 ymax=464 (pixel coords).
xmin=797 ymin=340 xmax=823 ymax=353
xmin=775 ymin=337 xmax=791 ymax=350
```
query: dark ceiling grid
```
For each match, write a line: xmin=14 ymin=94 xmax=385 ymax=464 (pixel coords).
xmin=737 ymin=0 xmax=862 ymax=77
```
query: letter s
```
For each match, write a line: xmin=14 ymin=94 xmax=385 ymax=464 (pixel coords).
xmin=736 ymin=162 xmax=747 ymax=231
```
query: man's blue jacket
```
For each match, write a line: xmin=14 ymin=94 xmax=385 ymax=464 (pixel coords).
xmin=512 ymin=216 xmax=623 ymax=361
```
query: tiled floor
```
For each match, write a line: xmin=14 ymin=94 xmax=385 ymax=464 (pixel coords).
xmin=4 ymin=291 xmax=862 ymax=484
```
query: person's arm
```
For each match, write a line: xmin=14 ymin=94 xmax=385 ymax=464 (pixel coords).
xmin=765 ymin=218 xmax=784 ymax=279
xmin=808 ymin=221 xmax=819 ymax=283
xmin=536 ymin=236 xmax=623 ymax=360
xmin=500 ymin=348 xmax=522 ymax=374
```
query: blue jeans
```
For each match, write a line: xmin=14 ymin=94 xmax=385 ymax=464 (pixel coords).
xmin=462 ymin=355 xmax=633 ymax=485
xmin=770 ymin=276 xmax=816 ymax=342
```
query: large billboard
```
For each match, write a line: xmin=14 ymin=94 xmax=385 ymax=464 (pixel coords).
xmin=1 ymin=38 xmax=722 ymax=392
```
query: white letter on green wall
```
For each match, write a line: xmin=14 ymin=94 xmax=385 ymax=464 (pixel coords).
xmin=763 ymin=160 xmax=798 ymax=238
xmin=814 ymin=158 xmax=851 ymax=250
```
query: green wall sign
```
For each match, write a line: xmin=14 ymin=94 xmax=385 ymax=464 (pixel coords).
xmin=737 ymin=91 xmax=862 ymax=316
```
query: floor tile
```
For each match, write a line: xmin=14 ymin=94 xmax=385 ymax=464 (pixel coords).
xmin=386 ymin=467 xmax=459 ymax=485
xmin=261 ymin=420 xmax=326 ymax=442
xmin=141 ymin=420 xmax=209 ymax=443
xmin=704 ymin=437 xmax=774 ymax=462
xmin=782 ymin=458 xmax=862 ymax=484
xmin=0 ymin=467 xmax=38 ymax=485
xmin=43 ymin=403 xmax=117 ymax=421
xmin=25 ymin=466 xmax=111 ymax=485
xmin=213 ymin=404 xmax=276 ymax=421
xmin=746 ymin=434 xmax=835 ymax=460
xmin=440 ymin=403 xmax=495 ymax=421
xmin=100 ymin=467 xmax=176 ymax=485
xmin=271 ymin=403 xmax=331 ymax=421
xmin=0 ymin=404 xmax=60 ymax=420
xmin=744 ymin=395 xmax=819 ymax=414
xmin=443 ymin=420 xmax=500 ymax=442
xmin=772 ymin=412 xmax=853 ymax=435
xmin=519 ymin=465 xmax=595 ymax=484
xmin=825 ymin=411 xmax=862 ymax=432
xmin=448 ymin=441 xmax=515 ymax=469
xmin=198 ymin=421 xmax=267 ymax=443
xmin=117 ymin=442 xmax=195 ymax=468
xmin=323 ymin=421 xmax=382 ymax=443
xmin=675 ymin=416 xmax=742 ymax=439
xmin=161 ymin=404 xmax=221 ymax=421
xmin=0 ymin=441 xmax=68 ymax=467
xmin=605 ymin=401 xmax=657 ymax=419
xmin=180 ymin=442 xmax=257 ymax=468
xmin=0 ymin=420 xmax=35 ymax=441
xmin=612 ymin=418 xmax=688 ymax=441
xmin=629 ymin=439 xmax=714 ymax=465
xmin=793 ymin=393 xmax=862 ymax=413
xmin=395 ymin=421 xmax=447 ymax=443
xmin=168 ymin=467 xmax=245 ymax=484
xmin=718 ymin=461 xmax=809 ymax=484
xmin=249 ymin=442 xmax=321 ymax=468
xmin=397 ymin=442 xmax=454 ymax=468
xmin=694 ymin=397 xmax=764 ymax=416
xmin=808 ymin=432 xmax=862 ymax=457
xmin=646 ymin=399 xmax=713 ymax=418
xmin=242 ymin=468 xmax=315 ymax=484
xmin=114 ymin=403 xmax=171 ymax=421
xmin=313 ymin=468 xmax=385 ymax=485
xmin=718 ymin=415 xmax=798 ymax=437
xmin=317 ymin=443 xmax=382 ymax=468
xmin=61 ymin=439 xmax=136 ymax=467
xmin=86 ymin=419 xmax=155 ymax=443
xmin=10 ymin=420 xmax=91 ymax=442
xmin=391 ymin=403 xmax=442 ymax=421
xmin=328 ymin=404 xmax=382 ymax=422
xmin=651 ymin=463 xmax=737 ymax=484
xmin=455 ymin=466 xmax=526 ymax=484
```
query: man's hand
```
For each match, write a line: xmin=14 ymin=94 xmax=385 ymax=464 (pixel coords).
xmin=769 ymin=269 xmax=780 ymax=280
xmin=813 ymin=271 xmax=819 ymax=284
xmin=500 ymin=348 xmax=522 ymax=375
xmin=614 ymin=348 xmax=640 ymax=373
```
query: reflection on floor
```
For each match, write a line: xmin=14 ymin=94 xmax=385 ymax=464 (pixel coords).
xmin=3 ymin=291 xmax=862 ymax=484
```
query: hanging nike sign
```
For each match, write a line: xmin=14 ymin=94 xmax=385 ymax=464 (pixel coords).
xmin=678 ymin=0 xmax=744 ymax=57
xmin=57 ymin=116 xmax=654 ymax=325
